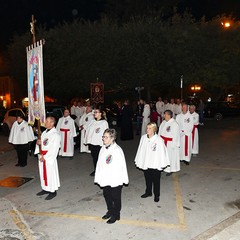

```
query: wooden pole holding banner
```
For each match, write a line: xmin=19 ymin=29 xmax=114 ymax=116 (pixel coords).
xmin=30 ymin=15 xmax=41 ymax=141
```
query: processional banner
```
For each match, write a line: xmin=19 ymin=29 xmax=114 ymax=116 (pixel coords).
xmin=91 ymin=83 xmax=104 ymax=103
xmin=26 ymin=39 xmax=46 ymax=126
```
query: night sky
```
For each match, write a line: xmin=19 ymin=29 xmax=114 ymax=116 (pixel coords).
xmin=1 ymin=0 xmax=240 ymax=48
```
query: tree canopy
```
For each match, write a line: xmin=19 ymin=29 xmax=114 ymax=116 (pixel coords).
xmin=7 ymin=13 xmax=240 ymax=102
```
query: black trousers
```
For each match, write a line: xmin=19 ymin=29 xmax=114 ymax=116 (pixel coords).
xmin=144 ymin=169 xmax=162 ymax=197
xmin=14 ymin=144 xmax=29 ymax=166
xmin=103 ymin=186 xmax=122 ymax=218
xmin=89 ymin=144 xmax=101 ymax=170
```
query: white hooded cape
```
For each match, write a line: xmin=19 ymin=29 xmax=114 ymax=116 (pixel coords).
xmin=134 ymin=134 xmax=170 ymax=171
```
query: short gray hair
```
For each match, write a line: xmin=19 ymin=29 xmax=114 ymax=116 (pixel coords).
xmin=103 ymin=128 xmax=117 ymax=141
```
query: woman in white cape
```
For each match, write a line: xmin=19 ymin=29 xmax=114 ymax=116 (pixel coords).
xmin=95 ymin=129 xmax=129 ymax=224
xmin=135 ymin=122 xmax=169 ymax=202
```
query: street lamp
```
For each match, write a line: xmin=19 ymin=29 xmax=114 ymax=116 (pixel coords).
xmin=191 ymin=85 xmax=201 ymax=91
xmin=180 ymin=75 xmax=183 ymax=100
xmin=221 ymin=21 xmax=231 ymax=28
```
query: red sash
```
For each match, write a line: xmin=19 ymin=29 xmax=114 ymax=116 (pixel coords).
xmin=160 ymin=135 xmax=173 ymax=146
xmin=41 ymin=150 xmax=48 ymax=186
xmin=60 ymin=128 xmax=70 ymax=152
xmin=185 ymin=135 xmax=188 ymax=156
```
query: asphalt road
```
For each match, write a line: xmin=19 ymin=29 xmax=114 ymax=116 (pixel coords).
xmin=0 ymin=117 xmax=240 ymax=240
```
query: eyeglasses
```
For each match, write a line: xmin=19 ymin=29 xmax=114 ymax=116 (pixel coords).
xmin=102 ymin=136 xmax=109 ymax=139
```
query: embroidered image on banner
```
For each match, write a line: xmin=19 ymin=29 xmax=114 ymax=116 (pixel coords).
xmin=91 ymin=83 xmax=104 ymax=104
xmin=26 ymin=39 xmax=46 ymax=126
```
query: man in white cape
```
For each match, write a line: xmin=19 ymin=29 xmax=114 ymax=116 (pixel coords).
xmin=79 ymin=106 xmax=94 ymax=153
xmin=176 ymin=103 xmax=194 ymax=164
xmin=35 ymin=116 xmax=61 ymax=200
xmin=158 ymin=110 xmax=180 ymax=176
xmin=56 ymin=109 xmax=77 ymax=158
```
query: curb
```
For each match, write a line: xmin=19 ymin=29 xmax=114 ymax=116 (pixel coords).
xmin=192 ymin=211 xmax=240 ymax=240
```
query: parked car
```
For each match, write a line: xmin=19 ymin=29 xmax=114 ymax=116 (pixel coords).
xmin=1 ymin=104 xmax=65 ymax=136
xmin=45 ymin=104 xmax=65 ymax=121
xmin=1 ymin=108 xmax=27 ymax=135
xmin=204 ymin=101 xmax=240 ymax=120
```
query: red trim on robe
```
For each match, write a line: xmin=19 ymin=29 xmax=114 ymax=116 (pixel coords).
xmin=41 ymin=150 xmax=48 ymax=186
xmin=185 ymin=135 xmax=188 ymax=156
xmin=60 ymin=128 xmax=70 ymax=152
xmin=160 ymin=135 xmax=173 ymax=146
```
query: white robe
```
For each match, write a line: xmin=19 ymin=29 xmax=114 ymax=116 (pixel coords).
xmin=70 ymin=105 xmax=77 ymax=116
xmin=35 ymin=128 xmax=61 ymax=192
xmin=174 ymin=104 xmax=182 ymax=118
xmin=176 ymin=111 xmax=194 ymax=162
xmin=9 ymin=120 xmax=34 ymax=144
xmin=141 ymin=104 xmax=150 ymax=136
xmin=94 ymin=142 xmax=129 ymax=187
xmin=56 ymin=116 xmax=77 ymax=157
xmin=79 ymin=112 xmax=94 ymax=153
xmin=85 ymin=119 xmax=109 ymax=146
xmin=74 ymin=106 xmax=86 ymax=127
xmin=158 ymin=118 xmax=180 ymax=172
xmin=168 ymin=104 xmax=176 ymax=118
xmin=191 ymin=111 xmax=199 ymax=154
xmin=156 ymin=100 xmax=164 ymax=125
xmin=163 ymin=103 xmax=170 ymax=112
xmin=134 ymin=134 xmax=170 ymax=171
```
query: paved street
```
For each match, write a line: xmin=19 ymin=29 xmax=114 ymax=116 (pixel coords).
xmin=0 ymin=118 xmax=240 ymax=240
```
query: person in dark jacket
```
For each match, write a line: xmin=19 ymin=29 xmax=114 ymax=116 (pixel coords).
xmin=120 ymin=100 xmax=134 ymax=140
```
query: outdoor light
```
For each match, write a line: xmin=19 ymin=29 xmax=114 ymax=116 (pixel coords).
xmin=221 ymin=21 xmax=231 ymax=28
xmin=191 ymin=85 xmax=201 ymax=91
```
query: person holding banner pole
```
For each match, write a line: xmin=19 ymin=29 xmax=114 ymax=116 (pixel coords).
xmin=35 ymin=116 xmax=61 ymax=200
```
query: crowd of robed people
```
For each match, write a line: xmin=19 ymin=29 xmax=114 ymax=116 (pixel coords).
xmin=8 ymin=96 xmax=202 ymax=224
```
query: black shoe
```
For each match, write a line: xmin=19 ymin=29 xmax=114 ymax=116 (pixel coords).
xmin=141 ymin=193 xmax=152 ymax=198
xmin=15 ymin=163 xmax=20 ymax=167
xmin=154 ymin=197 xmax=160 ymax=202
xmin=36 ymin=190 xmax=49 ymax=196
xmin=90 ymin=171 xmax=95 ymax=177
xmin=184 ymin=161 xmax=190 ymax=165
xmin=45 ymin=191 xmax=57 ymax=200
xmin=106 ymin=216 xmax=120 ymax=224
xmin=166 ymin=172 xmax=172 ymax=176
xmin=102 ymin=212 xmax=111 ymax=219
xmin=20 ymin=164 xmax=27 ymax=167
